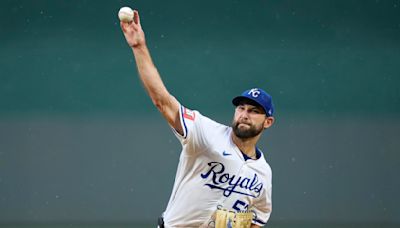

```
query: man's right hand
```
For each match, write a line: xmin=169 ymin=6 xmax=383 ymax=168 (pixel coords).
xmin=120 ymin=10 xmax=146 ymax=48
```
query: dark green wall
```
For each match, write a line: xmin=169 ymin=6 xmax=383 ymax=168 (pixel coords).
xmin=0 ymin=0 xmax=399 ymax=226
xmin=1 ymin=0 xmax=399 ymax=116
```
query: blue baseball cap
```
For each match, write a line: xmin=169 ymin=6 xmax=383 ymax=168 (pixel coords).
xmin=232 ymin=88 xmax=274 ymax=116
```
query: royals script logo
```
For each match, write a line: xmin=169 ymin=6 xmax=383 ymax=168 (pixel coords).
xmin=200 ymin=162 xmax=263 ymax=198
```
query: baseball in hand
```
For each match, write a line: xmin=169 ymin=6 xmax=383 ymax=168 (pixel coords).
xmin=118 ymin=6 xmax=134 ymax=22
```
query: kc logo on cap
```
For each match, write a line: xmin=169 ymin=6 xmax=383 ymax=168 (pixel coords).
xmin=248 ymin=88 xmax=261 ymax=98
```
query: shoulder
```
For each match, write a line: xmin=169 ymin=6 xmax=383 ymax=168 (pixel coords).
xmin=182 ymin=106 xmax=228 ymax=130
xmin=178 ymin=105 xmax=231 ymax=144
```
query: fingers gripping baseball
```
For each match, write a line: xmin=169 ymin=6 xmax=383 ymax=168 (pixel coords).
xmin=120 ymin=10 xmax=145 ymax=48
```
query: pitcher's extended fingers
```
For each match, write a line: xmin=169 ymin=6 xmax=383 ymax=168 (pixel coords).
xmin=121 ymin=21 xmax=136 ymax=33
xmin=120 ymin=21 xmax=128 ymax=32
xmin=133 ymin=10 xmax=140 ymax=25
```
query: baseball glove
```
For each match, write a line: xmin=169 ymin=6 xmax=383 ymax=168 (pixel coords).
xmin=214 ymin=208 xmax=253 ymax=228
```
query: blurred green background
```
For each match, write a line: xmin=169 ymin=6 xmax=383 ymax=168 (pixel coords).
xmin=0 ymin=0 xmax=399 ymax=227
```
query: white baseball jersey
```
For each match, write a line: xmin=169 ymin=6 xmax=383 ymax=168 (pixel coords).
xmin=162 ymin=104 xmax=272 ymax=227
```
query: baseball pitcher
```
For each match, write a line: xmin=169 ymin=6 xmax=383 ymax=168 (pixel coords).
xmin=120 ymin=10 xmax=275 ymax=228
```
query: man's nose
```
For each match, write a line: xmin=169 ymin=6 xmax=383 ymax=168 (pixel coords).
xmin=239 ymin=109 xmax=250 ymax=119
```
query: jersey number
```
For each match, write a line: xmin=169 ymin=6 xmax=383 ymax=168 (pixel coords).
xmin=232 ymin=200 xmax=249 ymax=211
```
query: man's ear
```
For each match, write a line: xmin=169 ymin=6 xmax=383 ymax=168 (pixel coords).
xmin=264 ymin=116 xmax=275 ymax=129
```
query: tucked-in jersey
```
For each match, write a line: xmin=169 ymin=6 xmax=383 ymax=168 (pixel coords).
xmin=163 ymin=105 xmax=272 ymax=227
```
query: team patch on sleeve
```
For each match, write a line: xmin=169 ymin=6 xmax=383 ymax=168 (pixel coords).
xmin=183 ymin=107 xmax=195 ymax=121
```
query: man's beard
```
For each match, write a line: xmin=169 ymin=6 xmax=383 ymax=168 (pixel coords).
xmin=232 ymin=120 xmax=264 ymax=139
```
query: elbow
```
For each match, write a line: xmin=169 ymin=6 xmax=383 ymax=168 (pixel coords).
xmin=152 ymin=97 xmax=162 ymax=108
xmin=146 ymin=83 xmax=171 ymax=112
xmin=149 ymin=90 xmax=174 ymax=115
xmin=151 ymin=96 xmax=167 ymax=112
xmin=153 ymin=100 xmax=164 ymax=111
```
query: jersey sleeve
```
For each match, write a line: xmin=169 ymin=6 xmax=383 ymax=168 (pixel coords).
xmin=171 ymin=104 xmax=222 ymax=155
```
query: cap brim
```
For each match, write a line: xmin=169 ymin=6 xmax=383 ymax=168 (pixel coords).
xmin=232 ymin=96 xmax=266 ymax=113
